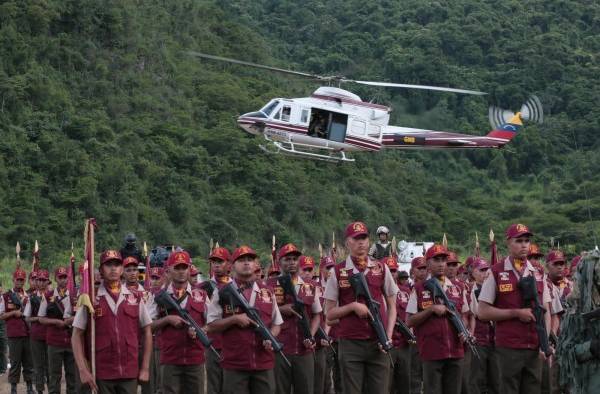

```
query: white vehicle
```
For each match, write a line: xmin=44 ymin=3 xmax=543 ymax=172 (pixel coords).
xmin=397 ymin=240 xmax=434 ymax=273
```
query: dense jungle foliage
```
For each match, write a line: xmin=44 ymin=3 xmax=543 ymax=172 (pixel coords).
xmin=0 ymin=0 xmax=599 ymax=276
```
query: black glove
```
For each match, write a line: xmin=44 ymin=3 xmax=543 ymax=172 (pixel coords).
xmin=591 ymin=338 xmax=600 ymax=359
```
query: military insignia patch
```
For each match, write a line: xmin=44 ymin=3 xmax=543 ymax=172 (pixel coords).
xmin=303 ymin=284 xmax=313 ymax=297
xmin=260 ymin=288 xmax=272 ymax=303
xmin=340 ymin=269 xmax=348 ymax=278
xmin=421 ymin=301 xmax=433 ymax=309
xmin=126 ymin=294 xmax=138 ymax=305
xmin=499 ymin=284 xmax=513 ymax=292
xmin=95 ymin=307 xmax=103 ymax=317
xmin=339 ymin=279 xmax=350 ymax=289
xmin=422 ymin=290 xmax=431 ymax=299
xmin=449 ymin=286 xmax=460 ymax=297
xmin=499 ymin=272 xmax=510 ymax=281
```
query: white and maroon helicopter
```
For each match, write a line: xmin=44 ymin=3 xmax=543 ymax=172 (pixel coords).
xmin=191 ymin=52 xmax=543 ymax=163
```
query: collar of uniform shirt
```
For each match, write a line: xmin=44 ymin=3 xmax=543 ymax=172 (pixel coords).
xmin=97 ymin=282 xmax=134 ymax=297
xmin=505 ymin=257 xmax=535 ymax=277
xmin=213 ymin=275 xmax=231 ymax=284
xmin=347 ymin=256 xmax=373 ymax=272
xmin=167 ymin=282 xmax=192 ymax=298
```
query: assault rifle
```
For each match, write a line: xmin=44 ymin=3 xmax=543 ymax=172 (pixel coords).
xmin=395 ymin=318 xmax=416 ymax=344
xmin=155 ymin=290 xmax=222 ymax=361
xmin=200 ymin=280 xmax=217 ymax=299
xmin=8 ymin=290 xmax=28 ymax=328
xmin=582 ymin=308 xmax=600 ymax=321
xmin=517 ymin=276 xmax=552 ymax=357
xmin=424 ymin=278 xmax=480 ymax=360
xmin=349 ymin=272 xmax=393 ymax=352
xmin=277 ymin=274 xmax=315 ymax=344
xmin=219 ymin=282 xmax=291 ymax=367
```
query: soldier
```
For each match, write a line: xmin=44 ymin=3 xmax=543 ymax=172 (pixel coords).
xmin=406 ymin=244 xmax=470 ymax=394
xmin=468 ymin=258 xmax=500 ymax=394
xmin=397 ymin=271 xmax=410 ymax=287
xmin=72 ymin=250 xmax=153 ymax=394
xmin=369 ymin=226 xmax=392 ymax=259
xmin=0 ymin=281 xmax=6 ymax=376
xmin=23 ymin=269 xmax=49 ymax=394
xmin=0 ymin=268 xmax=34 ymax=394
xmin=149 ymin=267 xmax=165 ymax=292
xmin=123 ymin=255 xmax=157 ymax=394
xmin=267 ymin=245 xmax=321 ymax=394
xmin=205 ymin=247 xmax=232 ymax=394
xmin=151 ymin=251 xmax=208 ymax=394
xmin=190 ymin=265 xmax=200 ymax=286
xmin=566 ymin=255 xmax=581 ymax=280
xmin=556 ymin=249 xmax=600 ymax=393
xmin=320 ymin=255 xmax=340 ymax=394
xmin=38 ymin=267 xmax=77 ymax=394
xmin=409 ymin=257 xmax=427 ymax=394
xmin=477 ymin=224 xmax=552 ymax=394
xmin=324 ymin=222 xmax=398 ymax=394
xmin=207 ymin=245 xmax=283 ymax=394
xmin=384 ymin=256 xmax=412 ymax=394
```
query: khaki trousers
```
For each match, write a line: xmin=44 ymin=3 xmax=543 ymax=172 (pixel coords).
xmin=223 ymin=368 xmax=275 ymax=394
xmin=495 ymin=347 xmax=542 ymax=394
xmin=161 ymin=363 xmax=205 ymax=394
xmin=8 ymin=336 xmax=33 ymax=384
xmin=338 ymin=338 xmax=390 ymax=394
xmin=422 ymin=358 xmax=464 ymax=394
xmin=275 ymin=352 xmax=314 ymax=394
xmin=47 ymin=345 xmax=77 ymax=394
xmin=390 ymin=346 xmax=411 ymax=394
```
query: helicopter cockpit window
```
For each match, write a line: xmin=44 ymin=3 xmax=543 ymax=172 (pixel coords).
xmin=300 ymin=109 xmax=309 ymax=124
xmin=281 ymin=106 xmax=291 ymax=122
xmin=261 ymin=100 xmax=280 ymax=117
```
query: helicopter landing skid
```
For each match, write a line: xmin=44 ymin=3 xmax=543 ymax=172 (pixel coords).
xmin=259 ymin=140 xmax=354 ymax=163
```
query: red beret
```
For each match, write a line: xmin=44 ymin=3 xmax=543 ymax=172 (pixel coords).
xmin=149 ymin=267 xmax=163 ymax=278
xmin=381 ymin=256 xmax=398 ymax=270
xmin=13 ymin=268 xmax=27 ymax=280
xmin=278 ymin=243 xmax=301 ymax=260
xmin=299 ymin=256 xmax=315 ymax=270
xmin=344 ymin=222 xmax=369 ymax=239
xmin=546 ymin=250 xmax=566 ymax=264
xmin=189 ymin=264 xmax=198 ymax=276
xmin=209 ymin=247 xmax=231 ymax=262
xmin=425 ymin=244 xmax=449 ymax=260
xmin=570 ymin=255 xmax=581 ymax=271
xmin=123 ymin=256 xmax=139 ymax=268
xmin=36 ymin=269 xmax=50 ymax=280
xmin=29 ymin=271 xmax=38 ymax=280
xmin=411 ymin=257 xmax=426 ymax=269
xmin=320 ymin=256 xmax=335 ymax=268
xmin=447 ymin=251 xmax=461 ymax=264
xmin=54 ymin=266 xmax=68 ymax=278
xmin=472 ymin=258 xmax=490 ymax=270
xmin=527 ymin=243 xmax=544 ymax=258
xmin=167 ymin=251 xmax=191 ymax=268
xmin=231 ymin=246 xmax=257 ymax=263
xmin=268 ymin=262 xmax=281 ymax=275
xmin=506 ymin=223 xmax=533 ymax=239
xmin=100 ymin=250 xmax=123 ymax=266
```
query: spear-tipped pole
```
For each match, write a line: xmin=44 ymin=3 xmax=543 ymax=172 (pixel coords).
xmin=442 ymin=233 xmax=448 ymax=248
xmin=209 ymin=238 xmax=214 ymax=252
xmin=489 ymin=228 xmax=498 ymax=266
xmin=67 ymin=242 xmax=76 ymax=295
xmin=391 ymin=236 xmax=397 ymax=258
xmin=144 ymin=242 xmax=151 ymax=289
xmin=16 ymin=242 xmax=21 ymax=268
xmin=318 ymin=243 xmax=323 ymax=259
xmin=331 ymin=232 xmax=337 ymax=262
xmin=32 ymin=240 xmax=40 ymax=272
xmin=475 ymin=232 xmax=481 ymax=257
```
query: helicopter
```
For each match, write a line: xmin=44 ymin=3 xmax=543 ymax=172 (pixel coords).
xmin=190 ymin=52 xmax=543 ymax=163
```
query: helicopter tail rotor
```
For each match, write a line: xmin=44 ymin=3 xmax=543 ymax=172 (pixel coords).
xmin=488 ymin=95 xmax=543 ymax=130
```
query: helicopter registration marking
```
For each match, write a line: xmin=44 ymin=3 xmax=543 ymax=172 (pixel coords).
xmin=265 ymin=129 xmax=288 ymax=139
xmin=404 ymin=137 xmax=415 ymax=144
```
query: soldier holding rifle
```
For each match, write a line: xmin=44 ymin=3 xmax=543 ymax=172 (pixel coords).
xmin=324 ymin=222 xmax=398 ymax=394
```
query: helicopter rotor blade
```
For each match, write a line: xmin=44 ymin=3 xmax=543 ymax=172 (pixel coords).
xmin=350 ymin=80 xmax=487 ymax=95
xmin=188 ymin=51 xmax=324 ymax=80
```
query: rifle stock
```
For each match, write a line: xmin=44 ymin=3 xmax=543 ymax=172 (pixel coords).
xmin=517 ymin=276 xmax=552 ymax=357
xmin=277 ymin=274 xmax=315 ymax=344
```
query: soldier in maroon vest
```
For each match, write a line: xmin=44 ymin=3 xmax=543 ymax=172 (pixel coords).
xmin=205 ymin=246 xmax=231 ymax=394
xmin=147 ymin=266 xmax=164 ymax=394
xmin=38 ymin=266 xmax=77 ymax=394
xmin=267 ymin=245 xmax=322 ymax=394
xmin=468 ymin=258 xmax=500 ymax=394
xmin=207 ymin=245 xmax=283 ymax=394
xmin=409 ymin=256 xmax=427 ymax=394
xmin=477 ymin=224 xmax=552 ymax=394
xmin=24 ymin=269 xmax=49 ymax=394
xmin=406 ymin=244 xmax=470 ymax=394
xmin=324 ymin=222 xmax=398 ymax=394
xmin=72 ymin=250 xmax=153 ymax=394
xmin=1 ymin=268 xmax=34 ymax=394
xmin=151 ymin=250 xmax=208 ymax=394
xmin=383 ymin=256 xmax=412 ymax=394
xmin=0 ymin=268 xmax=33 ymax=394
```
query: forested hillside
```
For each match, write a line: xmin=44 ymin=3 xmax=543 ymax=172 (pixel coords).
xmin=0 ymin=0 xmax=599 ymax=270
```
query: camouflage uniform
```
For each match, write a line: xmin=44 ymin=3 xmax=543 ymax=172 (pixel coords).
xmin=557 ymin=250 xmax=600 ymax=393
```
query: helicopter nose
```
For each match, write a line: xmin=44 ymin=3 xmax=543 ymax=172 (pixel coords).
xmin=237 ymin=114 xmax=263 ymax=135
